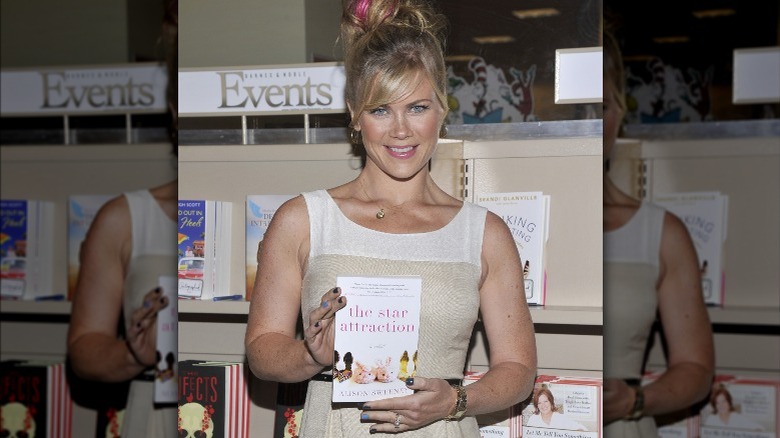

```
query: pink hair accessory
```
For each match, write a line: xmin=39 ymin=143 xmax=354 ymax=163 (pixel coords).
xmin=353 ymin=0 xmax=396 ymax=25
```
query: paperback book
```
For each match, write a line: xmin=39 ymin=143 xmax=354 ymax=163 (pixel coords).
xmin=273 ymin=381 xmax=307 ymax=438
xmin=245 ymin=194 xmax=295 ymax=300
xmin=653 ymin=191 xmax=728 ymax=306
xmin=0 ymin=199 xmax=55 ymax=300
xmin=521 ymin=375 xmax=602 ymax=438
xmin=464 ymin=370 xmax=522 ymax=437
xmin=699 ymin=375 xmax=779 ymax=438
xmin=332 ymin=275 xmax=422 ymax=403
xmin=177 ymin=200 xmax=232 ymax=300
xmin=154 ymin=275 xmax=178 ymax=404
xmin=475 ymin=192 xmax=550 ymax=305
xmin=0 ymin=360 xmax=72 ymax=438
xmin=67 ymin=195 xmax=114 ymax=300
xmin=178 ymin=360 xmax=250 ymax=438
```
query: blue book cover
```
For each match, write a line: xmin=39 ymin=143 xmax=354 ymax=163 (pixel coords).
xmin=177 ymin=200 xmax=206 ymax=298
xmin=1 ymin=200 xmax=29 ymax=298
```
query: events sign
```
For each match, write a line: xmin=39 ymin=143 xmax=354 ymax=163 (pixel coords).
xmin=1 ymin=63 xmax=168 ymax=116
xmin=178 ymin=63 xmax=346 ymax=116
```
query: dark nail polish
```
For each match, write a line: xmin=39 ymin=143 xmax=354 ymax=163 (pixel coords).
xmin=356 ymin=402 xmax=365 ymax=409
xmin=155 ymin=287 xmax=162 ymax=294
xmin=338 ymin=297 xmax=343 ymax=304
xmin=322 ymin=301 xmax=329 ymax=308
xmin=369 ymin=429 xmax=376 ymax=435
xmin=314 ymin=321 xmax=320 ymax=328
xmin=362 ymin=404 xmax=371 ymax=410
xmin=136 ymin=322 xmax=142 ymax=328
xmin=405 ymin=377 xmax=414 ymax=386
xmin=143 ymin=300 xmax=151 ymax=308
xmin=333 ymin=287 xmax=340 ymax=294
xmin=360 ymin=413 xmax=369 ymax=420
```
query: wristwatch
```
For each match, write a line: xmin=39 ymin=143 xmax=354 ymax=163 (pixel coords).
xmin=444 ymin=384 xmax=468 ymax=421
xmin=624 ymin=385 xmax=645 ymax=421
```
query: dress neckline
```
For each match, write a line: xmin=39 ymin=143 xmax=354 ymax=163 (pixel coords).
xmin=605 ymin=201 xmax=647 ymax=236
xmin=321 ymin=189 xmax=465 ymax=236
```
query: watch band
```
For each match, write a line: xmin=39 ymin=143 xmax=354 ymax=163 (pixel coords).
xmin=625 ymin=385 xmax=645 ymax=421
xmin=444 ymin=384 xmax=468 ymax=421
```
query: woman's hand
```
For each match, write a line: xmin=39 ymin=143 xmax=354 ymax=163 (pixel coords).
xmin=125 ymin=286 xmax=169 ymax=367
xmin=304 ymin=287 xmax=347 ymax=367
xmin=603 ymin=378 xmax=635 ymax=424
xmin=359 ymin=377 xmax=458 ymax=434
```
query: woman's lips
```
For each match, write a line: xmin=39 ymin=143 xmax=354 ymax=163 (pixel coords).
xmin=385 ymin=145 xmax=417 ymax=159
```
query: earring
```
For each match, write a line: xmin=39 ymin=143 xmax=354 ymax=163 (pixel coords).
xmin=439 ymin=124 xmax=448 ymax=138
xmin=349 ymin=128 xmax=362 ymax=145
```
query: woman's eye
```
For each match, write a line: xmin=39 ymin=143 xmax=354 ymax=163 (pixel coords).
xmin=369 ymin=107 xmax=387 ymax=116
xmin=410 ymin=104 xmax=429 ymax=113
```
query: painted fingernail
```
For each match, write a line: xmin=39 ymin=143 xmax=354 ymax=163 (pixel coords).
xmin=338 ymin=297 xmax=343 ymax=304
xmin=360 ymin=413 xmax=369 ymax=420
xmin=369 ymin=429 xmax=377 ymax=435
xmin=136 ymin=322 xmax=142 ymax=328
xmin=362 ymin=404 xmax=371 ymax=410
xmin=155 ymin=287 xmax=162 ymax=294
xmin=333 ymin=287 xmax=340 ymax=294
xmin=314 ymin=321 xmax=320 ymax=328
xmin=159 ymin=296 xmax=167 ymax=303
xmin=143 ymin=300 xmax=151 ymax=308
xmin=356 ymin=402 xmax=365 ymax=409
xmin=322 ymin=301 xmax=329 ymax=308
xmin=405 ymin=377 xmax=414 ymax=386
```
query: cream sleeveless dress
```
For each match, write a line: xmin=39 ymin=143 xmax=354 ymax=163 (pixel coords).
xmin=120 ymin=190 xmax=177 ymax=438
xmin=297 ymin=190 xmax=485 ymax=437
xmin=604 ymin=202 xmax=665 ymax=437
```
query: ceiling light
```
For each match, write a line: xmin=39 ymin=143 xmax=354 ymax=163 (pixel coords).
xmin=653 ymin=36 xmax=690 ymax=44
xmin=512 ymin=8 xmax=561 ymax=19
xmin=473 ymin=35 xmax=515 ymax=44
xmin=445 ymin=55 xmax=478 ymax=62
xmin=692 ymin=9 xmax=736 ymax=19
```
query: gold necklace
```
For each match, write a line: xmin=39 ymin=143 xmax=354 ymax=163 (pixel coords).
xmin=357 ymin=179 xmax=409 ymax=219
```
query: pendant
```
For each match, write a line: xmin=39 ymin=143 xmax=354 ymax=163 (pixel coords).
xmin=376 ymin=209 xmax=385 ymax=219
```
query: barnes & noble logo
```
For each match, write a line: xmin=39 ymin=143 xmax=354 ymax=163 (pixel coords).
xmin=40 ymin=71 xmax=157 ymax=109
xmin=216 ymin=71 xmax=334 ymax=109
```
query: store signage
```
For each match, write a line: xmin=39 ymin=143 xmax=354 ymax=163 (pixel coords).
xmin=178 ymin=63 xmax=346 ymax=116
xmin=0 ymin=63 xmax=168 ymax=116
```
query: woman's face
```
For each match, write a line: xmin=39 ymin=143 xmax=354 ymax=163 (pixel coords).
xmin=538 ymin=393 xmax=553 ymax=414
xmin=603 ymin=74 xmax=624 ymax=160
xmin=353 ymin=75 xmax=445 ymax=181
xmin=715 ymin=394 xmax=731 ymax=414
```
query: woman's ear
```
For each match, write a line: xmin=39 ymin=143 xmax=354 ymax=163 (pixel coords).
xmin=347 ymin=103 xmax=360 ymax=130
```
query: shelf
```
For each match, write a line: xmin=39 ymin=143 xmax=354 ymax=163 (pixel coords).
xmin=0 ymin=300 xmax=71 ymax=315
xmin=177 ymin=299 xmax=249 ymax=315
xmin=530 ymin=306 xmax=602 ymax=326
xmin=708 ymin=306 xmax=780 ymax=326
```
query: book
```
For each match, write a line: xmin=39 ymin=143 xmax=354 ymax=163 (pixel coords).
xmin=699 ymin=375 xmax=779 ymax=438
xmin=653 ymin=191 xmax=728 ymax=306
xmin=332 ymin=275 xmax=422 ymax=403
xmin=245 ymin=194 xmax=295 ymax=300
xmin=475 ymin=192 xmax=550 ymax=305
xmin=273 ymin=381 xmax=307 ymax=438
xmin=177 ymin=200 xmax=232 ymax=300
xmin=464 ymin=370 xmax=522 ymax=437
xmin=521 ymin=375 xmax=602 ymax=438
xmin=0 ymin=199 xmax=55 ymax=300
xmin=154 ymin=275 xmax=178 ymax=404
xmin=67 ymin=195 xmax=114 ymax=300
xmin=0 ymin=360 xmax=72 ymax=438
xmin=178 ymin=360 xmax=250 ymax=438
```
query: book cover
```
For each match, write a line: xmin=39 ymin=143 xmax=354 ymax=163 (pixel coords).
xmin=653 ymin=192 xmax=729 ymax=306
xmin=177 ymin=200 xmax=232 ymax=300
xmin=273 ymin=381 xmax=307 ymax=438
xmin=178 ymin=361 xmax=250 ymax=438
xmin=332 ymin=275 xmax=422 ymax=403
xmin=699 ymin=375 xmax=779 ymax=438
xmin=67 ymin=194 xmax=114 ymax=300
xmin=0 ymin=360 xmax=72 ymax=438
xmin=521 ymin=375 xmax=602 ymax=438
xmin=1 ymin=200 xmax=55 ymax=300
xmin=154 ymin=275 xmax=178 ymax=404
xmin=464 ymin=370 xmax=521 ymax=437
xmin=475 ymin=192 xmax=550 ymax=306
xmin=245 ymin=194 xmax=294 ymax=301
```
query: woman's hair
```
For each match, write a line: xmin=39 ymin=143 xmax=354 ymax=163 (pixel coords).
xmin=532 ymin=387 xmax=556 ymax=415
xmin=710 ymin=385 xmax=735 ymax=413
xmin=162 ymin=0 xmax=178 ymax=149
xmin=340 ymin=0 xmax=448 ymax=127
xmin=603 ymin=29 xmax=626 ymax=115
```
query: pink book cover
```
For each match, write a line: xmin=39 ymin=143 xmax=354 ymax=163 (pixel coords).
xmin=332 ymin=275 xmax=421 ymax=403
xmin=521 ymin=375 xmax=602 ymax=438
